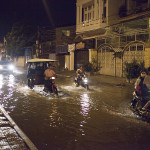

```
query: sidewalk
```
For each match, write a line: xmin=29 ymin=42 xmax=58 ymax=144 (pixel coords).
xmin=0 ymin=105 xmax=37 ymax=150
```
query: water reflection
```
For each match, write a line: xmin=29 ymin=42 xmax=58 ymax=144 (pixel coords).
xmin=80 ymin=93 xmax=90 ymax=117
xmin=0 ymin=74 xmax=3 ymax=88
xmin=8 ymin=74 xmax=15 ymax=87
xmin=49 ymin=102 xmax=61 ymax=128
xmin=79 ymin=93 xmax=91 ymax=136
xmin=0 ymin=74 xmax=17 ymax=112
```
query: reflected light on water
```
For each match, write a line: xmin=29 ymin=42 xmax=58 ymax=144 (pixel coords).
xmin=49 ymin=102 xmax=61 ymax=127
xmin=79 ymin=93 xmax=91 ymax=136
xmin=13 ymin=69 xmax=23 ymax=74
xmin=80 ymin=93 xmax=90 ymax=117
xmin=8 ymin=75 xmax=15 ymax=87
xmin=0 ymin=74 xmax=3 ymax=88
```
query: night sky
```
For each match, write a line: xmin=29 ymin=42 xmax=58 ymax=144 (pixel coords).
xmin=0 ymin=0 xmax=76 ymax=39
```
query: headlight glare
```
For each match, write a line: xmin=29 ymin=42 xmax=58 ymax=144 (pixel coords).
xmin=52 ymin=77 xmax=55 ymax=79
xmin=8 ymin=65 xmax=14 ymax=70
xmin=84 ymin=78 xmax=88 ymax=83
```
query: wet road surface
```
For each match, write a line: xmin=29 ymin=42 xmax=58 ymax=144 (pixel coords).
xmin=0 ymin=69 xmax=150 ymax=150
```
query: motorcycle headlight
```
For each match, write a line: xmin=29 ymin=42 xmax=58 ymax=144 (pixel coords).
xmin=0 ymin=66 xmax=3 ymax=69
xmin=84 ymin=78 xmax=88 ymax=83
xmin=52 ymin=77 xmax=55 ymax=79
xmin=8 ymin=65 xmax=14 ymax=70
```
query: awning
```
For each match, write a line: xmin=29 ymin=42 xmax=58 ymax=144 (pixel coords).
xmin=82 ymin=28 xmax=106 ymax=39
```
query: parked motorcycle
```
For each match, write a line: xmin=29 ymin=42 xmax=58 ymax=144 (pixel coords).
xmin=74 ymin=73 xmax=89 ymax=90
xmin=44 ymin=76 xmax=58 ymax=96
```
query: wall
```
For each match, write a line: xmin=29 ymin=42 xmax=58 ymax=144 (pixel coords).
xmin=65 ymin=55 xmax=70 ymax=70
xmin=145 ymin=48 xmax=150 ymax=68
xmin=70 ymin=51 xmax=74 ymax=70
xmin=14 ymin=56 xmax=25 ymax=67
xmin=108 ymin=0 xmax=124 ymax=25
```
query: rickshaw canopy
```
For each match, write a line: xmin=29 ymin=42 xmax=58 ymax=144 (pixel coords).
xmin=27 ymin=58 xmax=58 ymax=63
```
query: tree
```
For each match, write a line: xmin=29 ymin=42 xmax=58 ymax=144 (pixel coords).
xmin=6 ymin=21 xmax=37 ymax=56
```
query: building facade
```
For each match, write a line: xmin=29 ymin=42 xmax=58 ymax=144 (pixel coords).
xmin=76 ymin=0 xmax=150 ymax=77
xmin=33 ymin=26 xmax=76 ymax=71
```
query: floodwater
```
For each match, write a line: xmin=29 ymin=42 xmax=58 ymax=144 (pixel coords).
xmin=0 ymin=69 xmax=150 ymax=150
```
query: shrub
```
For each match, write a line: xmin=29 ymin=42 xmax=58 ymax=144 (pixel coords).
xmin=83 ymin=62 xmax=94 ymax=72
xmin=124 ymin=60 xmax=144 ymax=82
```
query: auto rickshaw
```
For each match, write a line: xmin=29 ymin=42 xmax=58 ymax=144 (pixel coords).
xmin=27 ymin=58 xmax=57 ymax=90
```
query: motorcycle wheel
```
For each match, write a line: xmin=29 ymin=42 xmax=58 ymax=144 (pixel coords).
xmin=28 ymin=79 xmax=34 ymax=89
xmin=52 ymin=86 xmax=58 ymax=96
xmin=85 ymin=84 xmax=89 ymax=90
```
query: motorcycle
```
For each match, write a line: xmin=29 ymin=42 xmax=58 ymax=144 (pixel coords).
xmin=131 ymin=91 xmax=150 ymax=121
xmin=44 ymin=76 xmax=58 ymax=96
xmin=74 ymin=73 xmax=89 ymax=90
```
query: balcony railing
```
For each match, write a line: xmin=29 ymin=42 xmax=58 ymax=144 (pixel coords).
xmin=76 ymin=18 xmax=107 ymax=33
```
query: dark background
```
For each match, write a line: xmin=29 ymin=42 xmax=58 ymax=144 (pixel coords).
xmin=0 ymin=0 xmax=76 ymax=40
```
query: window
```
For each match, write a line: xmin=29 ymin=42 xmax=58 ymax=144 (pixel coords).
xmin=85 ymin=14 xmax=87 ymax=21
xmin=137 ymin=45 xmax=144 ymax=51
xmin=82 ymin=8 xmax=84 ymax=22
xmin=93 ymin=11 xmax=94 ymax=19
xmin=88 ymin=13 xmax=91 ymax=20
xmin=130 ymin=46 xmax=136 ymax=51
xmin=103 ymin=7 xmax=106 ymax=18
xmin=88 ymin=5 xmax=92 ymax=10
xmin=127 ymin=36 xmax=135 ymax=42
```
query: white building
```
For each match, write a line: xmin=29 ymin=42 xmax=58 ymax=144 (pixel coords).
xmin=74 ymin=0 xmax=150 ymax=77
xmin=76 ymin=0 xmax=124 ymax=34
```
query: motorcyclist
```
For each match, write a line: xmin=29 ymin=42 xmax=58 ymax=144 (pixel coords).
xmin=76 ymin=66 xmax=85 ymax=86
xmin=76 ymin=66 xmax=84 ymax=77
xmin=132 ymin=69 xmax=147 ymax=108
xmin=140 ymin=67 xmax=150 ymax=110
xmin=44 ymin=64 xmax=56 ymax=92
xmin=134 ymin=69 xmax=147 ymax=96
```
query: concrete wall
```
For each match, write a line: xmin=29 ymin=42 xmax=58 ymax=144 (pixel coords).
xmin=145 ymin=48 xmax=150 ymax=68
xmin=14 ymin=56 xmax=25 ymax=67
xmin=70 ymin=51 xmax=74 ymax=70
xmin=65 ymin=55 xmax=70 ymax=70
xmin=108 ymin=0 xmax=124 ymax=25
xmin=89 ymin=49 xmax=97 ymax=63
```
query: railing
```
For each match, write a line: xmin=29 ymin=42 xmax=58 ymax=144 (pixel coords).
xmin=76 ymin=18 xmax=107 ymax=33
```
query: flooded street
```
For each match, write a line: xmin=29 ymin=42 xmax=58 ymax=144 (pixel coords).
xmin=0 ymin=69 xmax=150 ymax=150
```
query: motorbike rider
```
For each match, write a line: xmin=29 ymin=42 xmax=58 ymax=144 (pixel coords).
xmin=132 ymin=69 xmax=147 ymax=108
xmin=140 ymin=67 xmax=150 ymax=110
xmin=44 ymin=64 xmax=56 ymax=92
xmin=134 ymin=69 xmax=147 ymax=96
xmin=76 ymin=65 xmax=84 ymax=77
xmin=76 ymin=66 xmax=85 ymax=86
